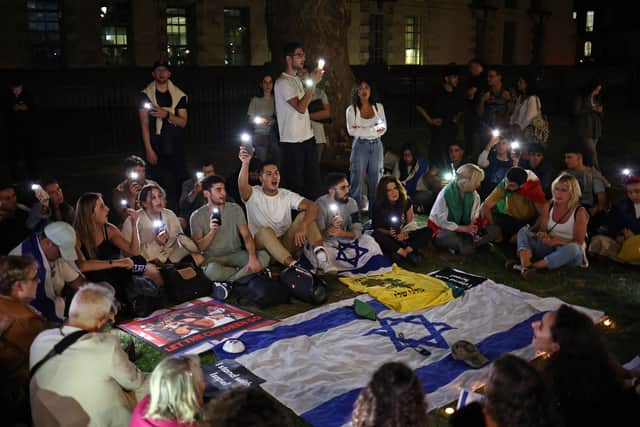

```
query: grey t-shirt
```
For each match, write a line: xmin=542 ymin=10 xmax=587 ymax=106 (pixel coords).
xmin=247 ymin=96 xmax=275 ymax=136
xmin=315 ymin=194 xmax=362 ymax=237
xmin=564 ymin=168 xmax=607 ymax=207
xmin=190 ymin=202 xmax=246 ymax=259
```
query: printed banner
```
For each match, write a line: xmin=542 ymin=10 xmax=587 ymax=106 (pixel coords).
xmin=203 ymin=359 xmax=265 ymax=397
xmin=118 ymin=297 xmax=276 ymax=354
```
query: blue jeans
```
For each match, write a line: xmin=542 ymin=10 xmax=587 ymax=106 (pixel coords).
xmin=516 ymin=226 xmax=584 ymax=270
xmin=349 ymin=137 xmax=383 ymax=217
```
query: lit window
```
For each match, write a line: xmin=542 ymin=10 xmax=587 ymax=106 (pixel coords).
xmin=586 ymin=11 xmax=594 ymax=32
xmin=404 ymin=17 xmax=421 ymax=65
xmin=167 ymin=8 xmax=192 ymax=65
xmin=100 ymin=1 xmax=130 ymax=66
xmin=572 ymin=11 xmax=577 ymax=20
xmin=584 ymin=41 xmax=592 ymax=57
xmin=27 ymin=0 xmax=62 ymax=65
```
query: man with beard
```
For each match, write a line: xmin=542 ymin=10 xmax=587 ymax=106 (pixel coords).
xmin=274 ymin=42 xmax=323 ymax=199
xmin=238 ymin=147 xmax=333 ymax=272
xmin=311 ymin=173 xmax=389 ymax=275
xmin=137 ymin=59 xmax=188 ymax=206
xmin=190 ymin=175 xmax=268 ymax=283
xmin=416 ymin=63 xmax=464 ymax=168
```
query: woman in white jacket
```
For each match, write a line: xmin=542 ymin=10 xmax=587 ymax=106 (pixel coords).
xmin=510 ymin=73 xmax=542 ymax=136
xmin=346 ymin=80 xmax=387 ymax=218
xmin=122 ymin=184 xmax=195 ymax=265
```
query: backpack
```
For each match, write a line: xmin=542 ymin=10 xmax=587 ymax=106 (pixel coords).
xmin=126 ymin=275 xmax=165 ymax=318
xmin=523 ymin=96 xmax=550 ymax=146
xmin=279 ymin=265 xmax=329 ymax=305
xmin=161 ymin=265 xmax=212 ymax=304
xmin=233 ymin=269 xmax=290 ymax=308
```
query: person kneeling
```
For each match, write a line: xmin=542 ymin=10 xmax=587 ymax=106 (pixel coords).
xmin=190 ymin=175 xmax=269 ymax=283
xmin=514 ymin=173 xmax=589 ymax=279
xmin=306 ymin=173 xmax=390 ymax=275
xmin=372 ymin=176 xmax=431 ymax=266
xmin=429 ymin=164 xmax=499 ymax=255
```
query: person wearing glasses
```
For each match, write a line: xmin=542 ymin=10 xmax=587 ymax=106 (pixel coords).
xmin=310 ymin=173 xmax=389 ymax=276
xmin=274 ymin=42 xmax=323 ymax=199
xmin=0 ymin=255 xmax=48 ymax=425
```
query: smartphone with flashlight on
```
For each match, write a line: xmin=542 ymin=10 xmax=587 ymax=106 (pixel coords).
xmin=211 ymin=207 xmax=222 ymax=226
xmin=152 ymin=219 xmax=166 ymax=235
xmin=239 ymin=132 xmax=255 ymax=156
xmin=143 ymin=102 xmax=152 ymax=111
xmin=510 ymin=141 xmax=521 ymax=157
xmin=31 ymin=184 xmax=50 ymax=201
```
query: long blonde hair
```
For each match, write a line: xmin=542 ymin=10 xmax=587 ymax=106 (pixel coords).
xmin=73 ymin=192 xmax=102 ymax=259
xmin=146 ymin=355 xmax=203 ymax=422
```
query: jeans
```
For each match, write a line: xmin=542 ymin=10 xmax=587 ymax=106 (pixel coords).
xmin=434 ymin=227 xmax=500 ymax=255
xmin=582 ymin=137 xmax=599 ymax=169
xmin=349 ymin=137 xmax=384 ymax=217
xmin=516 ymin=226 xmax=584 ymax=270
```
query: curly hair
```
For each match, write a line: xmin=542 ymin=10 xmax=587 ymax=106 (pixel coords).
xmin=485 ymin=354 xmax=562 ymax=427
xmin=351 ymin=362 xmax=429 ymax=427
xmin=198 ymin=387 xmax=290 ymax=427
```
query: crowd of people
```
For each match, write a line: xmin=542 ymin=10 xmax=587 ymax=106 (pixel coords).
xmin=2 ymin=42 xmax=639 ymax=426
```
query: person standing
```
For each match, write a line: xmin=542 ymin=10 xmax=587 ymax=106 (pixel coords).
xmin=346 ymin=80 xmax=387 ymax=219
xmin=274 ymin=43 xmax=323 ymax=199
xmin=4 ymin=78 xmax=37 ymax=181
xmin=247 ymin=74 xmax=279 ymax=163
xmin=416 ymin=63 xmax=464 ymax=168
xmin=477 ymin=66 xmax=512 ymax=133
xmin=138 ymin=59 xmax=188 ymax=207
xmin=573 ymin=79 xmax=604 ymax=169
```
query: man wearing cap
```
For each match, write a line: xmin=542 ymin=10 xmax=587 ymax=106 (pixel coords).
xmin=481 ymin=167 xmax=548 ymax=242
xmin=520 ymin=143 xmax=554 ymax=199
xmin=10 ymin=221 xmax=85 ymax=322
xmin=416 ymin=63 xmax=464 ymax=168
xmin=138 ymin=59 xmax=188 ymax=206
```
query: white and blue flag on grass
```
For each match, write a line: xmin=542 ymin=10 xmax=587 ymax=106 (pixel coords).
xmin=213 ymin=280 xmax=603 ymax=427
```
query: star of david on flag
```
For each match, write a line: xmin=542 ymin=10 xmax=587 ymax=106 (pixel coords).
xmin=364 ymin=315 xmax=456 ymax=351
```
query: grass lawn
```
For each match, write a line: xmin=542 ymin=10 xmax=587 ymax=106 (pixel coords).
xmin=115 ymin=222 xmax=640 ymax=427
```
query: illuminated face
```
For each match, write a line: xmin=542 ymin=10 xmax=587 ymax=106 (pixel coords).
xmin=92 ymin=197 xmax=110 ymax=225
xmin=626 ymin=182 xmax=640 ymax=204
xmin=333 ymin=179 xmax=350 ymax=202
xmin=357 ymin=82 xmax=371 ymax=102
xmin=45 ymin=182 xmax=64 ymax=205
xmin=152 ymin=66 xmax=171 ymax=84
xmin=531 ymin=311 xmax=559 ymax=354
xmin=16 ymin=265 xmax=40 ymax=303
xmin=449 ymin=145 xmax=464 ymax=162
xmin=289 ymin=48 xmax=306 ymax=71
xmin=260 ymin=165 xmax=280 ymax=192
xmin=553 ymin=183 xmax=571 ymax=204
xmin=144 ymin=188 xmax=164 ymax=214
xmin=496 ymin=138 xmax=509 ymax=155
xmin=528 ymin=152 xmax=544 ymax=169
xmin=385 ymin=181 xmax=400 ymax=203
xmin=564 ymin=153 xmax=580 ymax=169
xmin=205 ymin=183 xmax=226 ymax=205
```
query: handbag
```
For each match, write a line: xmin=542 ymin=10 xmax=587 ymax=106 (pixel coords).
xmin=161 ymin=265 xmax=212 ymax=304
xmin=524 ymin=96 xmax=550 ymax=145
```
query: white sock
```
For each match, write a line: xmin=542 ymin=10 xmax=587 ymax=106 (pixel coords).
xmin=314 ymin=247 xmax=328 ymax=263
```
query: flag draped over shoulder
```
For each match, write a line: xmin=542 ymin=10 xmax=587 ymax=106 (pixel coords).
xmin=212 ymin=280 xmax=603 ymax=427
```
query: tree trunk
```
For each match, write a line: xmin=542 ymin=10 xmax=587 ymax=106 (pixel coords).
xmin=266 ymin=0 xmax=354 ymax=161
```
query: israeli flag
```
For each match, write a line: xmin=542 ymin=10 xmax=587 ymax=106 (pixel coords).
xmin=213 ymin=281 xmax=603 ymax=427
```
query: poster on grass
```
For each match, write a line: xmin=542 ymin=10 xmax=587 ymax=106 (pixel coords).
xmin=118 ymin=297 xmax=277 ymax=354
xmin=429 ymin=267 xmax=487 ymax=290
xmin=203 ymin=359 xmax=265 ymax=397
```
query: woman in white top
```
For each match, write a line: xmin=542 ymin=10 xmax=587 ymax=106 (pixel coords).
xmin=510 ymin=73 xmax=541 ymax=132
xmin=514 ymin=173 xmax=588 ymax=278
xmin=346 ymin=80 xmax=387 ymax=218
xmin=247 ymin=74 xmax=278 ymax=162
xmin=122 ymin=184 xmax=193 ymax=265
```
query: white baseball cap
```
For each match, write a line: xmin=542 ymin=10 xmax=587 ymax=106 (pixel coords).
xmin=44 ymin=222 xmax=78 ymax=262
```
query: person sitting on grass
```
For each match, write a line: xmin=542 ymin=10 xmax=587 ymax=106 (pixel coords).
xmin=130 ymin=355 xmax=204 ymax=427
xmin=237 ymin=148 xmax=333 ymax=273
xmin=392 ymin=144 xmax=434 ymax=214
xmin=371 ymin=175 xmax=431 ymax=266
xmin=351 ymin=362 xmax=429 ymax=427
xmin=428 ymin=164 xmax=499 ymax=255
xmin=513 ymin=173 xmax=588 ymax=279
xmin=0 ymin=255 xmax=48 ymax=425
xmin=483 ymin=354 xmax=562 ymax=427
xmin=482 ymin=166 xmax=548 ymax=244
xmin=477 ymin=132 xmax=515 ymax=199
xmin=531 ymin=305 xmax=640 ymax=427
xmin=589 ymin=174 xmax=640 ymax=264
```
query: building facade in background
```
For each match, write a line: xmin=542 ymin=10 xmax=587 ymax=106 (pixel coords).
xmin=0 ymin=0 xmax=576 ymax=68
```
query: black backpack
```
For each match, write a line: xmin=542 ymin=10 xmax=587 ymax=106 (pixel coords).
xmin=161 ymin=265 xmax=212 ymax=304
xmin=233 ymin=269 xmax=290 ymax=308
xmin=279 ymin=265 xmax=329 ymax=305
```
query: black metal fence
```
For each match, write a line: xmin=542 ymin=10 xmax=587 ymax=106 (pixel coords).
xmin=1 ymin=64 xmax=637 ymax=158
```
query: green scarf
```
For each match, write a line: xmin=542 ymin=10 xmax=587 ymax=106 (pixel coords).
xmin=444 ymin=181 xmax=473 ymax=225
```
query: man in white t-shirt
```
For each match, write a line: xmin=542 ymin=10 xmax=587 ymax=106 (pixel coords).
xmin=238 ymin=147 xmax=334 ymax=273
xmin=274 ymin=42 xmax=324 ymax=199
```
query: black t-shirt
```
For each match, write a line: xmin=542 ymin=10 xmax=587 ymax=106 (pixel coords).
xmin=421 ymin=85 xmax=464 ymax=127
xmin=140 ymin=90 xmax=188 ymax=155
xmin=0 ymin=209 xmax=30 ymax=255
xmin=465 ymin=73 xmax=488 ymax=108
xmin=5 ymin=89 xmax=35 ymax=134
xmin=372 ymin=200 xmax=412 ymax=230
